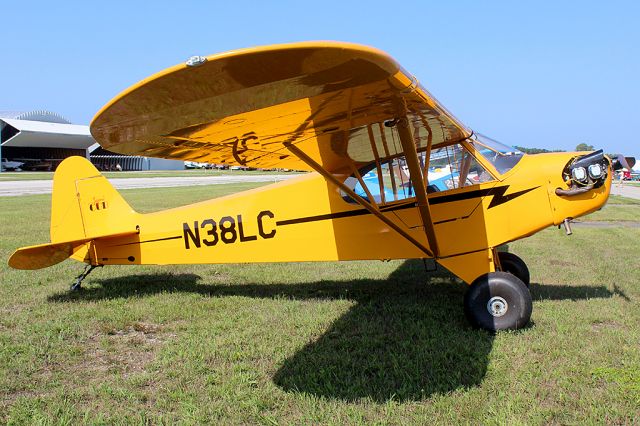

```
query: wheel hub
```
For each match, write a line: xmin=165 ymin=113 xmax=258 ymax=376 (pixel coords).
xmin=487 ymin=296 xmax=508 ymax=317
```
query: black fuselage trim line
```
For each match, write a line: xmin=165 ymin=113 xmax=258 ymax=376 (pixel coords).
xmin=110 ymin=235 xmax=182 ymax=247
xmin=276 ymin=185 xmax=539 ymax=227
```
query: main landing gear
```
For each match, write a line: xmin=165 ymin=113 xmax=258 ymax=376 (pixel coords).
xmin=463 ymin=252 xmax=532 ymax=332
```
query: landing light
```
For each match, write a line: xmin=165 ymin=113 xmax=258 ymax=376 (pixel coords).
xmin=588 ymin=163 xmax=603 ymax=179
xmin=571 ymin=167 xmax=587 ymax=183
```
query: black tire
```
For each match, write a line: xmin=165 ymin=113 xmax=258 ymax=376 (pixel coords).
xmin=464 ymin=272 xmax=532 ymax=332
xmin=498 ymin=251 xmax=530 ymax=287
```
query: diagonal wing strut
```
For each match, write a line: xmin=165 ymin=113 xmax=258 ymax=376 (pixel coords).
xmin=284 ymin=142 xmax=434 ymax=258
xmin=394 ymin=99 xmax=440 ymax=257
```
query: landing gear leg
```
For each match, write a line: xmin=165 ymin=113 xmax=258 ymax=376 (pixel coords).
xmin=497 ymin=251 xmax=530 ymax=287
xmin=70 ymin=264 xmax=101 ymax=292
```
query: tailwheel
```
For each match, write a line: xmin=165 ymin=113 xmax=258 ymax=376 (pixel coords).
xmin=464 ymin=271 xmax=532 ymax=332
xmin=497 ymin=251 xmax=530 ymax=287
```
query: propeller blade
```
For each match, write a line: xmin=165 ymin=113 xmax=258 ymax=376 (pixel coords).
xmin=612 ymin=155 xmax=636 ymax=171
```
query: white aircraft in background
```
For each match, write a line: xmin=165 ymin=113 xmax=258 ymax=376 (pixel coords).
xmin=1 ymin=158 xmax=24 ymax=171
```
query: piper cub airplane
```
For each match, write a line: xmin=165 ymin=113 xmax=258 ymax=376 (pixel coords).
xmin=9 ymin=42 xmax=630 ymax=332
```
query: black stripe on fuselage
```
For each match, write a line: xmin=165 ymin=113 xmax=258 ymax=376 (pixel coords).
xmin=275 ymin=202 xmax=415 ymax=226
xmin=110 ymin=235 xmax=183 ymax=247
xmin=276 ymin=185 xmax=539 ymax=227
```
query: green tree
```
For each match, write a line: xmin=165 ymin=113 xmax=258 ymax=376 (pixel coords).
xmin=515 ymin=146 xmax=551 ymax=154
xmin=575 ymin=143 xmax=594 ymax=151
xmin=514 ymin=146 xmax=563 ymax=154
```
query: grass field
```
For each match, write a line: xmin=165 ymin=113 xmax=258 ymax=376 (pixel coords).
xmin=1 ymin=185 xmax=639 ymax=424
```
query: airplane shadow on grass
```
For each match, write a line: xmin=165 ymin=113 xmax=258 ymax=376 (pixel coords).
xmin=48 ymin=260 xmax=623 ymax=402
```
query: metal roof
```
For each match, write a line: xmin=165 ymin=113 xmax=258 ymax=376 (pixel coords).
xmin=1 ymin=118 xmax=95 ymax=149
xmin=0 ymin=110 xmax=71 ymax=124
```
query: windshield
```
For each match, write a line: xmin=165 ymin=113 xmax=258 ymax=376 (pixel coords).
xmin=471 ymin=133 xmax=524 ymax=174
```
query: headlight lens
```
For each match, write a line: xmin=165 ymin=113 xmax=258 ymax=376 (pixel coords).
xmin=571 ymin=167 xmax=587 ymax=182
xmin=588 ymin=163 xmax=603 ymax=179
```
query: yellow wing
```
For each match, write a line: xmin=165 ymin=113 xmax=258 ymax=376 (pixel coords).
xmin=91 ymin=41 xmax=470 ymax=173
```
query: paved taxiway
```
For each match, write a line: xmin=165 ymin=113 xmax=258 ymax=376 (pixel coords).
xmin=2 ymin=175 xmax=638 ymax=200
xmin=0 ymin=175 xmax=299 ymax=197
xmin=610 ymin=183 xmax=640 ymax=200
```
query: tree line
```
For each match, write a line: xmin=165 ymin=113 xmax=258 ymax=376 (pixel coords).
xmin=515 ymin=143 xmax=618 ymax=158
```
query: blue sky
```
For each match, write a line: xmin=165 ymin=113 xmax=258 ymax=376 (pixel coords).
xmin=3 ymin=1 xmax=638 ymax=157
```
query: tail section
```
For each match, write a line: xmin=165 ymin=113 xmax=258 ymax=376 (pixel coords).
xmin=9 ymin=157 xmax=139 ymax=270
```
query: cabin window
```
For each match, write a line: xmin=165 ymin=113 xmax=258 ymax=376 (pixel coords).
xmin=342 ymin=143 xmax=494 ymax=204
xmin=344 ymin=157 xmax=414 ymax=204
xmin=427 ymin=144 xmax=495 ymax=192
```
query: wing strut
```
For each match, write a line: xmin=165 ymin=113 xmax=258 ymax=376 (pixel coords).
xmin=284 ymin=142 xmax=434 ymax=257
xmin=394 ymin=101 xmax=440 ymax=257
xmin=416 ymin=111 xmax=434 ymax=188
xmin=367 ymin=124 xmax=386 ymax=204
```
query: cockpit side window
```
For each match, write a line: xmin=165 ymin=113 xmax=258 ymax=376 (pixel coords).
xmin=344 ymin=156 xmax=414 ymax=204
xmin=427 ymin=144 xmax=495 ymax=192
xmin=343 ymin=143 xmax=495 ymax=204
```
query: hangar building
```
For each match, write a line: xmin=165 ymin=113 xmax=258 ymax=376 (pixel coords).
xmin=0 ymin=110 xmax=182 ymax=171
xmin=0 ymin=110 xmax=92 ymax=170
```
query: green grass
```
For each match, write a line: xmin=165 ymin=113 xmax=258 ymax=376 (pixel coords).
xmin=0 ymin=169 xmax=301 ymax=181
xmin=575 ymin=195 xmax=640 ymax=222
xmin=608 ymin=194 xmax=640 ymax=205
xmin=1 ymin=186 xmax=639 ymax=423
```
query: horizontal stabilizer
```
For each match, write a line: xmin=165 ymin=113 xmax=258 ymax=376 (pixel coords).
xmin=9 ymin=240 xmax=86 ymax=270
xmin=9 ymin=230 xmax=139 ymax=270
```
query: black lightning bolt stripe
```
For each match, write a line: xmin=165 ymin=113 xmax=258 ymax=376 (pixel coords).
xmin=276 ymin=185 xmax=539 ymax=226
xmin=428 ymin=185 xmax=540 ymax=209
xmin=275 ymin=202 xmax=415 ymax=226
xmin=276 ymin=209 xmax=368 ymax=226
xmin=486 ymin=185 xmax=539 ymax=208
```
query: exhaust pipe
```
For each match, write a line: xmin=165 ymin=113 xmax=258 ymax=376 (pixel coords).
xmin=555 ymin=183 xmax=594 ymax=196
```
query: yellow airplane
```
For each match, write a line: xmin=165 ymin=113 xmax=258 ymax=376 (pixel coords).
xmin=8 ymin=42 xmax=627 ymax=332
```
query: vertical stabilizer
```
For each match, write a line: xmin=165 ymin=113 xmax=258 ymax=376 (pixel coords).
xmin=50 ymin=156 xmax=138 ymax=242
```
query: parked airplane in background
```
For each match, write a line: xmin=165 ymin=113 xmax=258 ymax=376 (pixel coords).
xmin=1 ymin=158 xmax=24 ymax=171
xmin=8 ymin=42 xmax=633 ymax=332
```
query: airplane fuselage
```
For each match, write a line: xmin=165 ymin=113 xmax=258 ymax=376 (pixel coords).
xmin=77 ymin=150 xmax=610 ymax=284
